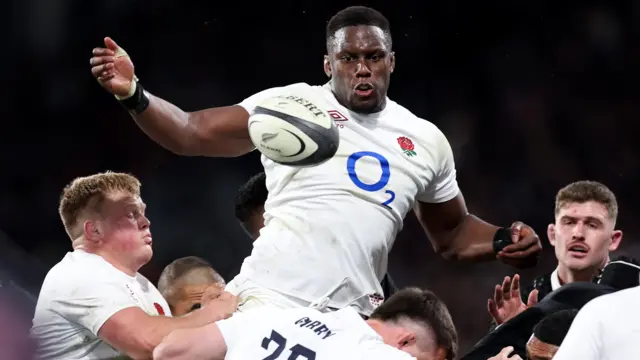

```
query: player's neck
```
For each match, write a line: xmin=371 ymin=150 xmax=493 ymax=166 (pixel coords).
xmin=557 ymin=261 xmax=606 ymax=285
xmin=74 ymin=243 xmax=139 ymax=277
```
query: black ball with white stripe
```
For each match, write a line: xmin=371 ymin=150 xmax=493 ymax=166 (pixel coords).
xmin=248 ymin=94 xmax=339 ymax=166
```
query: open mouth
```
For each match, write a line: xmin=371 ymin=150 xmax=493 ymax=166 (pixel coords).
xmin=354 ymin=83 xmax=374 ymax=97
xmin=568 ymin=243 xmax=589 ymax=255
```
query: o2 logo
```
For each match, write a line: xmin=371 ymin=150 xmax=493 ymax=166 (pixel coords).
xmin=347 ymin=151 xmax=395 ymax=208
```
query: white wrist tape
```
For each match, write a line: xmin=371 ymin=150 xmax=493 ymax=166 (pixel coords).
xmin=112 ymin=46 xmax=139 ymax=100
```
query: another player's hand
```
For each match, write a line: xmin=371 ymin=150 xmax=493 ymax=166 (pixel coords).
xmin=487 ymin=274 xmax=538 ymax=325
xmin=497 ymin=221 xmax=542 ymax=268
xmin=487 ymin=346 xmax=523 ymax=360
xmin=90 ymin=37 xmax=135 ymax=98
xmin=200 ymin=283 xmax=225 ymax=306
xmin=203 ymin=290 xmax=238 ymax=321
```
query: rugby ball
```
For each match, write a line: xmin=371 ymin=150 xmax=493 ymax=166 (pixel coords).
xmin=248 ymin=94 xmax=339 ymax=166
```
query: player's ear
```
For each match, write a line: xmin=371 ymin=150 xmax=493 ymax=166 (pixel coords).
xmin=609 ymin=230 xmax=623 ymax=251
xmin=323 ymin=55 xmax=332 ymax=78
xmin=547 ymin=223 xmax=556 ymax=247
xmin=389 ymin=51 xmax=395 ymax=73
xmin=84 ymin=219 xmax=102 ymax=244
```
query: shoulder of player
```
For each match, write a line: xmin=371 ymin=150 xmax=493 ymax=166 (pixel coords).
xmin=386 ymin=101 xmax=446 ymax=139
xmin=40 ymin=252 xmax=129 ymax=296
xmin=589 ymin=285 xmax=640 ymax=311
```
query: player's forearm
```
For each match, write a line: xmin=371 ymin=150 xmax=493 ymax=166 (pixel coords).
xmin=109 ymin=306 xmax=230 ymax=359
xmin=154 ymin=325 xmax=224 ymax=360
xmin=439 ymin=214 xmax=499 ymax=261
xmin=130 ymin=93 xmax=199 ymax=155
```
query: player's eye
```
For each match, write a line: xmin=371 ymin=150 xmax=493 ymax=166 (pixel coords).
xmin=341 ymin=54 xmax=355 ymax=62
xmin=190 ymin=303 xmax=201 ymax=312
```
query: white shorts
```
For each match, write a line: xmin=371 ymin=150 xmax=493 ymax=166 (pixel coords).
xmin=225 ymin=274 xmax=313 ymax=313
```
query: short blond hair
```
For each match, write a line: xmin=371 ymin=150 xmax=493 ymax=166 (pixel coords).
xmin=59 ymin=171 xmax=141 ymax=239
xmin=555 ymin=181 xmax=618 ymax=220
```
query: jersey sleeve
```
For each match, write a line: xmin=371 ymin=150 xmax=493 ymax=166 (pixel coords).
xmin=552 ymin=298 xmax=603 ymax=360
xmin=50 ymin=277 xmax=144 ymax=336
xmin=216 ymin=310 xmax=256 ymax=351
xmin=416 ymin=127 xmax=460 ymax=203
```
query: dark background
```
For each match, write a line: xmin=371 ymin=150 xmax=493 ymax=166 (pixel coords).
xmin=4 ymin=0 xmax=639 ymax=354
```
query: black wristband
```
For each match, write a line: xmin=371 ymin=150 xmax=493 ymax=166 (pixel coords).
xmin=118 ymin=81 xmax=150 ymax=115
xmin=493 ymin=227 xmax=513 ymax=253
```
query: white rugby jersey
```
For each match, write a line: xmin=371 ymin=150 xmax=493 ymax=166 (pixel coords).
xmin=31 ymin=250 xmax=171 ymax=360
xmin=553 ymin=285 xmax=640 ymax=360
xmin=218 ymin=306 xmax=416 ymax=360
xmin=236 ymin=83 xmax=459 ymax=315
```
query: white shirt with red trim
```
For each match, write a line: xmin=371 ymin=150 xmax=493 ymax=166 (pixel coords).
xmin=31 ymin=250 xmax=170 ymax=360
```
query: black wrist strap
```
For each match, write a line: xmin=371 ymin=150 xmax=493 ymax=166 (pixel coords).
xmin=118 ymin=81 xmax=150 ymax=115
xmin=493 ymin=227 xmax=513 ymax=253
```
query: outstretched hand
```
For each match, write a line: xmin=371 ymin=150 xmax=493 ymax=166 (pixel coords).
xmin=487 ymin=274 xmax=538 ymax=325
xmin=90 ymin=37 xmax=135 ymax=98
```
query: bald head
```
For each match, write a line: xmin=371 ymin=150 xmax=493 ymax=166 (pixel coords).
xmin=158 ymin=256 xmax=225 ymax=316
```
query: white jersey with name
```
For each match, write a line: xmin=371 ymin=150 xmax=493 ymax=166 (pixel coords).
xmin=218 ymin=306 xmax=416 ymax=360
xmin=31 ymin=250 xmax=171 ymax=360
xmin=553 ymin=285 xmax=640 ymax=360
xmin=234 ymin=83 xmax=459 ymax=315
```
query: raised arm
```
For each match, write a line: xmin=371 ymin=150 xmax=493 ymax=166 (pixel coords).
xmin=413 ymin=127 xmax=542 ymax=268
xmin=90 ymin=37 xmax=253 ymax=157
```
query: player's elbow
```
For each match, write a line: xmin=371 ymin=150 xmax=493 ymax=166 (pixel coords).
xmin=118 ymin=334 xmax=158 ymax=360
xmin=152 ymin=342 xmax=174 ymax=360
xmin=152 ymin=331 xmax=187 ymax=360
xmin=433 ymin=240 xmax=460 ymax=261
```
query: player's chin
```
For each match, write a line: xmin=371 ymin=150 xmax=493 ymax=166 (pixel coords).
xmin=564 ymin=256 xmax=593 ymax=270
xmin=349 ymin=96 xmax=381 ymax=113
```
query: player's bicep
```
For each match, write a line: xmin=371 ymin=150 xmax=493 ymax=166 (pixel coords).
xmin=98 ymin=306 xmax=167 ymax=359
xmin=187 ymin=105 xmax=254 ymax=157
xmin=154 ymin=322 xmax=227 ymax=360
xmin=414 ymin=193 xmax=468 ymax=252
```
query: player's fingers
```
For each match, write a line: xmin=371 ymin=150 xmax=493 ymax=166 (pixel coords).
xmin=501 ymin=245 xmax=540 ymax=259
xmin=91 ymin=63 xmax=114 ymax=78
xmin=511 ymin=274 xmax=521 ymax=296
xmin=104 ymin=37 xmax=119 ymax=51
xmin=502 ymin=277 xmax=512 ymax=301
xmin=527 ymin=289 xmax=539 ymax=307
xmin=92 ymin=47 xmax=114 ymax=56
xmin=500 ymin=346 xmax=514 ymax=356
xmin=90 ymin=56 xmax=114 ymax=67
xmin=487 ymin=299 xmax=500 ymax=320
xmin=500 ymin=235 xmax=535 ymax=253
xmin=97 ymin=73 xmax=115 ymax=83
xmin=494 ymin=284 xmax=504 ymax=306
xmin=511 ymin=222 xmax=524 ymax=243
xmin=202 ymin=285 xmax=223 ymax=301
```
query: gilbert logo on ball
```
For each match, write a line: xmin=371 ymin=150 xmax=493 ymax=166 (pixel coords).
xmin=248 ymin=94 xmax=339 ymax=167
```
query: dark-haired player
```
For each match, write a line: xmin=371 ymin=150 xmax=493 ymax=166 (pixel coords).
xmin=526 ymin=309 xmax=577 ymax=360
xmin=90 ymin=6 xmax=541 ymax=316
xmin=153 ymin=287 xmax=457 ymax=360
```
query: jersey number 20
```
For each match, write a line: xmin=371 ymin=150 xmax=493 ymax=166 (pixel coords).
xmin=347 ymin=151 xmax=395 ymax=208
xmin=261 ymin=330 xmax=316 ymax=360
